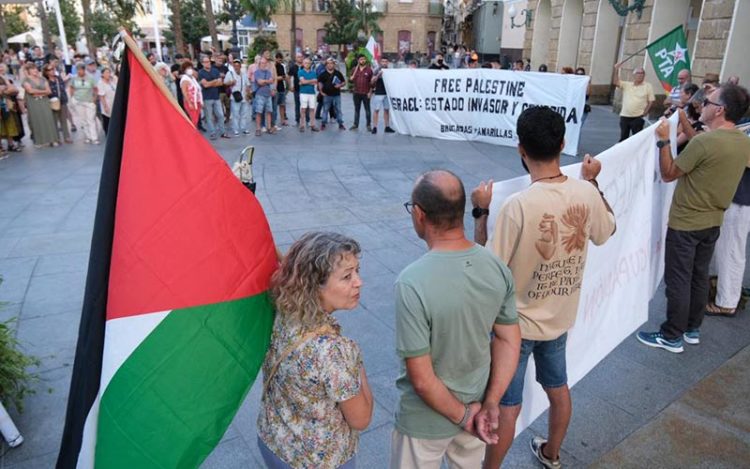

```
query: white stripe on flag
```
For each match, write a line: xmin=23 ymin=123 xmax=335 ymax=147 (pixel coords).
xmin=76 ymin=310 xmax=170 ymax=468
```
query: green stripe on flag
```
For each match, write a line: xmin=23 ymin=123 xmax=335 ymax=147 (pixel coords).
xmin=96 ymin=293 xmax=275 ymax=468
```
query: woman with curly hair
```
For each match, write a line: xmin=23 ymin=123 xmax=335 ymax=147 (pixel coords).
xmin=257 ymin=231 xmax=373 ymax=469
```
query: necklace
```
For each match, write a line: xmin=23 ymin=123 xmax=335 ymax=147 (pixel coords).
xmin=532 ymin=173 xmax=564 ymax=184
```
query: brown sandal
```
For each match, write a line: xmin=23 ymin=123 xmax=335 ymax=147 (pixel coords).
xmin=705 ymin=302 xmax=737 ymax=317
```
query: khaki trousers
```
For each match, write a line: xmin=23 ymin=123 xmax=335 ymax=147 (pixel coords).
xmin=390 ymin=429 xmax=485 ymax=469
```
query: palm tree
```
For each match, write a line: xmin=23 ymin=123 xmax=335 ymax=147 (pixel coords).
xmin=170 ymin=0 xmax=186 ymax=55
xmin=241 ymin=0 xmax=275 ymax=35
xmin=204 ymin=0 xmax=220 ymax=51
xmin=351 ymin=0 xmax=382 ymax=37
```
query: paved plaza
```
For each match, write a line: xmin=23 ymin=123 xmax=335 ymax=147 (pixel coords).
xmin=0 ymin=101 xmax=749 ymax=468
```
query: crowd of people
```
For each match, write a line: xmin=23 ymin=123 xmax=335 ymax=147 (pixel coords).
xmin=253 ymin=71 xmax=750 ymax=469
xmin=0 ymin=45 xmax=119 ymax=160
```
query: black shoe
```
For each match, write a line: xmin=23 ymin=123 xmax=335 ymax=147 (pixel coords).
xmin=371 ymin=127 xmax=377 ymax=134
xmin=384 ymin=126 xmax=395 ymax=133
xmin=339 ymin=124 xmax=346 ymax=130
xmin=349 ymin=125 xmax=358 ymax=131
xmin=321 ymin=123 xmax=326 ymax=130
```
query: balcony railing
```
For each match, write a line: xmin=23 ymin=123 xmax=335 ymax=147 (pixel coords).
xmin=428 ymin=1 xmax=444 ymax=16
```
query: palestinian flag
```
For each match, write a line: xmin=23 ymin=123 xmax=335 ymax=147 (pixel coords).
xmin=57 ymin=37 xmax=278 ymax=468
xmin=365 ymin=36 xmax=381 ymax=63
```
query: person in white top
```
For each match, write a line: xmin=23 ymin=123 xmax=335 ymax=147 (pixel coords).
xmin=97 ymin=68 xmax=117 ymax=135
xmin=224 ymin=59 xmax=251 ymax=135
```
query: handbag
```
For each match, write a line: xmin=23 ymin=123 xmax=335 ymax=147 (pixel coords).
xmin=231 ymin=145 xmax=256 ymax=193
xmin=262 ymin=324 xmax=338 ymax=396
xmin=232 ymin=90 xmax=243 ymax=103
xmin=50 ymin=97 xmax=61 ymax=111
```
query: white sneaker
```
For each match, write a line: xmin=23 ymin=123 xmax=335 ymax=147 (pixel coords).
xmin=274 ymin=125 xmax=281 ymax=131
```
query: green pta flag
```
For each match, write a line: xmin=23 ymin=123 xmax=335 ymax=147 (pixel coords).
xmin=646 ymin=26 xmax=691 ymax=92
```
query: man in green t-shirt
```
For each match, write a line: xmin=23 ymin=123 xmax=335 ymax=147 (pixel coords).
xmin=391 ymin=170 xmax=521 ymax=468
xmin=637 ymin=83 xmax=750 ymax=353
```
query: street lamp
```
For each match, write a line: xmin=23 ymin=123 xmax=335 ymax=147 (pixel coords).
xmin=508 ymin=4 xmax=532 ymax=29
xmin=226 ymin=0 xmax=242 ymax=59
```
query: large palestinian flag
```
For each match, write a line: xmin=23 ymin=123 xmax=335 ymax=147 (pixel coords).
xmin=57 ymin=37 xmax=278 ymax=468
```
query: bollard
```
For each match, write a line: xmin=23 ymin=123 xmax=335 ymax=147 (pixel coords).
xmin=0 ymin=402 xmax=23 ymax=447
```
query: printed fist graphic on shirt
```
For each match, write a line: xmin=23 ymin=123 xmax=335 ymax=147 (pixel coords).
xmin=535 ymin=213 xmax=558 ymax=260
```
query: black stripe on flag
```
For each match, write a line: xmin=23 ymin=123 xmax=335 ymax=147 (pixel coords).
xmin=56 ymin=51 xmax=131 ymax=469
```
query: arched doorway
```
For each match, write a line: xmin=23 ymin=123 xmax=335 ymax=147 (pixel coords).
xmin=590 ymin=0 xmax=622 ymax=87
xmin=530 ymin=0 xmax=551 ymax=69
xmin=556 ymin=0 xmax=583 ymax=71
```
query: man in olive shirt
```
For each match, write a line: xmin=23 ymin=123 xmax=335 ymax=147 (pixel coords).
xmin=614 ymin=63 xmax=655 ymax=141
xmin=392 ymin=170 xmax=521 ymax=468
xmin=637 ymin=84 xmax=750 ymax=353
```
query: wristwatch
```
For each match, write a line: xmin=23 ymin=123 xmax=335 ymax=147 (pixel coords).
xmin=472 ymin=207 xmax=490 ymax=219
xmin=656 ymin=139 xmax=670 ymax=149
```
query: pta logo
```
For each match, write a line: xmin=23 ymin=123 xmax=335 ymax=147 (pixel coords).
xmin=654 ymin=42 xmax=688 ymax=78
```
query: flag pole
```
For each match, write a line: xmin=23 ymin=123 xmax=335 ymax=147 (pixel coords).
xmin=117 ymin=28 xmax=192 ymax=124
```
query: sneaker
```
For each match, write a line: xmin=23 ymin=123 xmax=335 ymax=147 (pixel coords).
xmin=233 ymin=131 xmax=240 ymax=136
xmin=349 ymin=125 xmax=358 ymax=131
xmin=371 ymin=127 xmax=377 ymax=134
xmin=321 ymin=123 xmax=327 ymax=130
xmin=683 ymin=329 xmax=700 ymax=345
xmin=366 ymin=125 xmax=372 ymax=132
xmin=636 ymin=331 xmax=684 ymax=353
xmin=384 ymin=126 xmax=395 ymax=133
xmin=310 ymin=126 xmax=319 ymax=132
xmin=274 ymin=125 xmax=282 ymax=131
xmin=243 ymin=130 xmax=251 ymax=134
xmin=530 ymin=437 xmax=561 ymax=469
xmin=84 ymin=138 xmax=91 ymax=144
xmin=261 ymin=127 xmax=268 ymax=133
xmin=339 ymin=124 xmax=346 ymax=130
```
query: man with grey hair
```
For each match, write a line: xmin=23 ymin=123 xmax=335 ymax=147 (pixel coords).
xmin=614 ymin=62 xmax=655 ymax=141
xmin=666 ymin=69 xmax=691 ymax=107
xmin=392 ymin=170 xmax=521 ymax=468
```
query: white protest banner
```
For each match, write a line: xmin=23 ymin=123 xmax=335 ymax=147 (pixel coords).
xmin=382 ymin=69 xmax=588 ymax=155
xmin=487 ymin=114 xmax=678 ymax=434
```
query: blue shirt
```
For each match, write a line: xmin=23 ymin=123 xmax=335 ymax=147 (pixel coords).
xmin=298 ymin=69 xmax=317 ymax=94
xmin=254 ymin=68 xmax=272 ymax=97
xmin=198 ymin=67 xmax=221 ymax=100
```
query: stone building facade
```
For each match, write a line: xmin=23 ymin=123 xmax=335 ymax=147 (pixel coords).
xmin=521 ymin=0 xmax=747 ymax=106
xmin=272 ymin=0 xmax=443 ymax=57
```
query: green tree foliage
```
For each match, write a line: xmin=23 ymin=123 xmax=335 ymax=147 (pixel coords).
xmin=350 ymin=0 xmax=382 ymax=36
xmin=324 ymin=0 xmax=357 ymax=52
xmin=48 ymin=0 xmax=82 ymax=46
xmin=247 ymin=34 xmax=278 ymax=61
xmin=90 ymin=9 xmax=119 ymax=47
xmin=167 ymin=0 xmax=208 ymax=54
xmin=101 ymin=0 xmax=144 ymax=36
xmin=240 ymin=0 xmax=276 ymax=33
xmin=2 ymin=7 xmax=28 ymax=38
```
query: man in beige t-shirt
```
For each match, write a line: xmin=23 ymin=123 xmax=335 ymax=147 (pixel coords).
xmin=614 ymin=62 xmax=655 ymax=142
xmin=472 ymin=107 xmax=616 ymax=469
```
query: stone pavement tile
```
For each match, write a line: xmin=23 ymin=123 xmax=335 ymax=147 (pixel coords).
xmin=336 ymin=306 xmax=399 ymax=376
xmin=9 ymin=231 xmax=92 ymax=258
xmin=222 ymin=381 xmax=264 ymax=466
xmin=16 ymin=310 xmax=79 ymax=372
xmin=2 ymin=208 xmax=71 ymax=238
xmin=0 ymin=302 xmax=22 ymax=324
xmin=20 ymin=271 xmax=85 ymax=319
xmin=367 ymin=367 xmax=400 ymax=415
xmin=32 ymin=187 xmax=90 ymax=207
xmin=356 ymin=423 xmax=392 ymax=468
xmin=266 ymin=208 xmax=359 ymax=232
xmin=0 ymin=365 xmax=71 ymax=467
xmin=33 ymin=252 xmax=90 ymax=277
xmin=357 ymin=273 xmax=397 ymax=329
xmin=530 ymin=386 xmax=640 ymax=463
xmin=269 ymin=230 xmax=294 ymax=247
xmin=366 ymin=244 xmax=425 ymax=275
xmin=358 ymin=251 xmax=392 ymax=279
xmin=574 ymin=352 xmax=686 ymax=421
xmin=679 ymin=346 xmax=750 ymax=436
xmin=1 ymin=451 xmax=57 ymax=469
xmin=333 ymin=222 xmax=403 ymax=251
xmin=0 ymin=257 xmax=37 ymax=304
xmin=201 ymin=436 xmax=260 ymax=469
xmin=349 ymin=201 xmax=410 ymax=224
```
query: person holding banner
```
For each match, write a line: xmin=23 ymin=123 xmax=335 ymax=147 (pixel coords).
xmin=471 ymin=107 xmax=616 ymax=469
xmin=391 ymin=170 xmax=521 ymax=469
xmin=637 ymin=84 xmax=750 ymax=352
xmin=613 ymin=63 xmax=655 ymax=142
xmin=370 ymin=57 xmax=395 ymax=135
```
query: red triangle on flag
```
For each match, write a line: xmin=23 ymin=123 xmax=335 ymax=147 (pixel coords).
xmin=107 ymin=52 xmax=277 ymax=321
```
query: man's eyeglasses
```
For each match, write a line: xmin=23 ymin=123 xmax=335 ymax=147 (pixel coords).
xmin=703 ymin=98 xmax=723 ymax=108
xmin=403 ymin=202 xmax=422 ymax=214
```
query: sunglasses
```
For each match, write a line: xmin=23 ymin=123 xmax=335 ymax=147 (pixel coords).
xmin=703 ymin=98 xmax=723 ymax=108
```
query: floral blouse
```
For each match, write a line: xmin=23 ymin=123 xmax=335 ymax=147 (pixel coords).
xmin=257 ymin=315 xmax=363 ymax=468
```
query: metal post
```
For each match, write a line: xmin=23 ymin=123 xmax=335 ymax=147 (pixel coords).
xmin=152 ymin=1 xmax=162 ymax=61
xmin=51 ymin=0 xmax=70 ymax=65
